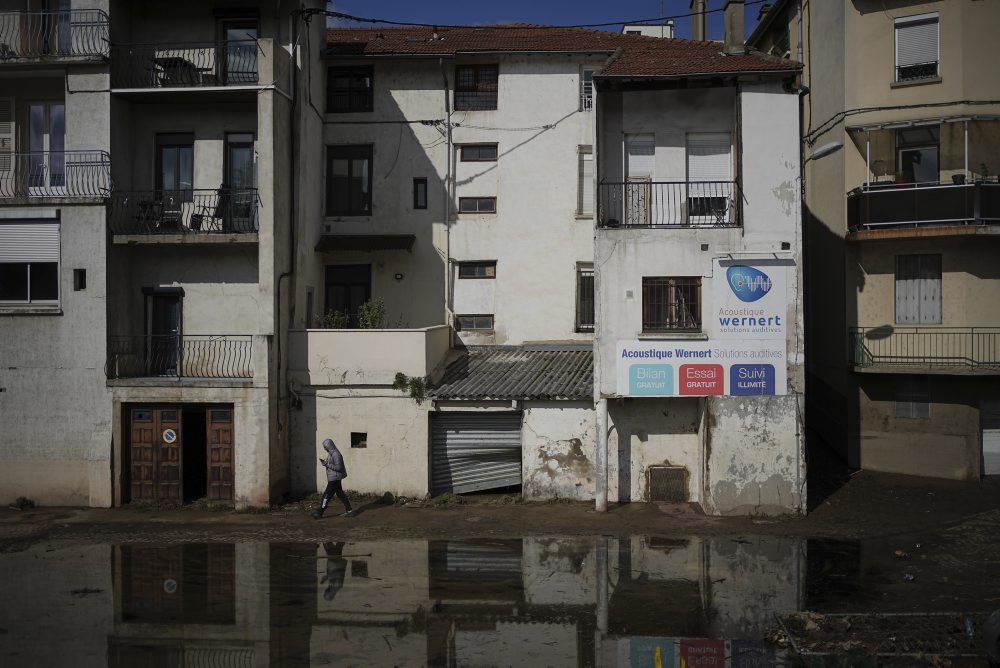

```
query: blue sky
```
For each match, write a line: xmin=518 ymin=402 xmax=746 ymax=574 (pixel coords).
xmin=326 ymin=1 xmax=768 ymax=40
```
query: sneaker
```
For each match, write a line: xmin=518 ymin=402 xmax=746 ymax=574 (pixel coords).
xmin=343 ymin=510 xmax=356 ymax=517
xmin=311 ymin=511 xmax=323 ymax=520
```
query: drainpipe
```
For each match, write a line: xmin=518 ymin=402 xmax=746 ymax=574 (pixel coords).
xmin=596 ymin=397 xmax=608 ymax=512
xmin=440 ymin=58 xmax=453 ymax=339
xmin=865 ymin=131 xmax=870 ymax=188
xmin=964 ymin=120 xmax=969 ymax=181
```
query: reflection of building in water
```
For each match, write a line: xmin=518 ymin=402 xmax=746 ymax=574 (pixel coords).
xmin=307 ymin=535 xmax=803 ymax=666
xmin=108 ymin=543 xmax=272 ymax=667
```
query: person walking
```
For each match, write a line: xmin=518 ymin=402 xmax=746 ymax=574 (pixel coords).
xmin=312 ymin=438 xmax=355 ymax=519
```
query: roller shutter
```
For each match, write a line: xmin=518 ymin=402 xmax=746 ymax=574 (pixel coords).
xmin=431 ymin=412 xmax=522 ymax=495
xmin=0 ymin=222 xmax=60 ymax=262
xmin=983 ymin=402 xmax=1000 ymax=476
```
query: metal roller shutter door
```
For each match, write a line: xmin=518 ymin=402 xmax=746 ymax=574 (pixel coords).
xmin=431 ymin=412 xmax=522 ymax=495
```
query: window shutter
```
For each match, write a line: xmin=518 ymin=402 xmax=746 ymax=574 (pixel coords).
xmin=895 ymin=254 xmax=941 ymax=324
xmin=0 ymin=223 xmax=60 ymax=262
xmin=687 ymin=133 xmax=732 ymax=181
xmin=625 ymin=134 xmax=655 ymax=179
xmin=578 ymin=148 xmax=593 ymax=214
xmin=917 ymin=254 xmax=941 ymax=324
xmin=896 ymin=17 xmax=938 ymax=67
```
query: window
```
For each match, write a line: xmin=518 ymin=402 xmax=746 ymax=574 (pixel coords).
xmin=326 ymin=145 xmax=372 ymax=216
xmin=896 ymin=126 xmax=938 ymax=184
xmin=460 ymin=144 xmax=498 ymax=162
xmin=895 ymin=13 xmax=938 ymax=82
xmin=580 ymin=68 xmax=594 ymax=111
xmin=350 ymin=432 xmax=368 ymax=448
xmin=73 ymin=268 xmax=85 ymax=291
xmin=0 ymin=222 xmax=59 ymax=304
xmin=896 ymin=376 xmax=930 ymax=419
xmin=456 ymin=314 xmax=494 ymax=331
xmin=578 ymin=146 xmax=593 ymax=215
xmin=413 ymin=177 xmax=427 ymax=209
xmin=895 ymin=254 xmax=941 ymax=324
xmin=458 ymin=197 xmax=496 ymax=214
xmin=156 ymin=133 xmax=194 ymax=202
xmin=642 ymin=277 xmax=701 ymax=332
xmin=687 ymin=133 xmax=733 ymax=224
xmin=28 ymin=102 xmax=65 ymax=193
xmin=327 ymin=65 xmax=374 ymax=113
xmin=576 ymin=264 xmax=595 ymax=332
xmin=458 ymin=261 xmax=496 ymax=279
xmin=455 ymin=64 xmax=498 ymax=110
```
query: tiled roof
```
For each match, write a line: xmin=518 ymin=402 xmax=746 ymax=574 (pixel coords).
xmin=326 ymin=25 xmax=800 ymax=77
xmin=428 ymin=346 xmax=593 ymax=401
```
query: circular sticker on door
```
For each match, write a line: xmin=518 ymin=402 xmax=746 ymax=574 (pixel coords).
xmin=163 ymin=578 xmax=177 ymax=594
xmin=162 ymin=429 xmax=177 ymax=444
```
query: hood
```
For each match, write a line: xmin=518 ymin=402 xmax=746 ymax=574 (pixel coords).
xmin=322 ymin=438 xmax=338 ymax=454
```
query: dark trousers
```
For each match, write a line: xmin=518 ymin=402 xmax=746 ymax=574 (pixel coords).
xmin=320 ymin=480 xmax=352 ymax=513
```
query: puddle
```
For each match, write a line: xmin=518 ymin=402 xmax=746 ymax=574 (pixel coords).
xmin=0 ymin=535 xmax=993 ymax=666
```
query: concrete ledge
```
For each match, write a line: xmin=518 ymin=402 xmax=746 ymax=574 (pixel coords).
xmin=0 ymin=307 xmax=63 ymax=316
xmin=112 ymin=233 xmax=259 ymax=245
xmin=107 ymin=378 xmax=255 ymax=388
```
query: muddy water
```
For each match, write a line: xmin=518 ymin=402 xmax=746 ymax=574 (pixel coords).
xmin=0 ymin=535 xmax=989 ymax=666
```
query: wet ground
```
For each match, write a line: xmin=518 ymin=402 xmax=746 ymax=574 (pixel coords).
xmin=1 ymin=470 xmax=999 ymax=665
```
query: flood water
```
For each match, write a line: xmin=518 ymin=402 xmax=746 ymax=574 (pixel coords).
xmin=0 ymin=534 xmax=991 ymax=666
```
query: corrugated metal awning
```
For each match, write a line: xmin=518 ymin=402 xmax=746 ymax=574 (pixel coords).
xmin=429 ymin=346 xmax=593 ymax=401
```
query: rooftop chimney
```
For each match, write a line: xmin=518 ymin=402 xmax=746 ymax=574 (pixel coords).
xmin=690 ymin=0 xmax=707 ymax=41
xmin=724 ymin=0 xmax=746 ymax=55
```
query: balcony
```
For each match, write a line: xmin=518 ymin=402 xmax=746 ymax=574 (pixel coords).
xmin=849 ymin=327 xmax=1000 ymax=374
xmin=106 ymin=335 xmax=253 ymax=380
xmin=0 ymin=151 xmax=111 ymax=202
xmin=848 ymin=181 xmax=1000 ymax=234
xmin=107 ymin=188 xmax=259 ymax=239
xmin=288 ymin=325 xmax=451 ymax=386
xmin=110 ymin=40 xmax=261 ymax=90
xmin=0 ymin=9 xmax=109 ymax=63
xmin=597 ymin=181 xmax=741 ymax=228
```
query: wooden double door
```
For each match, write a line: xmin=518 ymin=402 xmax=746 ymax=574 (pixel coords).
xmin=129 ymin=405 xmax=234 ymax=504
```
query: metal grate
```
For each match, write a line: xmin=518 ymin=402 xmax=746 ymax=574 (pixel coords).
xmin=642 ymin=277 xmax=701 ymax=332
xmin=647 ymin=466 xmax=688 ymax=503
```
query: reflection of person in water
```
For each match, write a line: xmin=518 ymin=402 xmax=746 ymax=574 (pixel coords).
xmin=321 ymin=541 xmax=347 ymax=602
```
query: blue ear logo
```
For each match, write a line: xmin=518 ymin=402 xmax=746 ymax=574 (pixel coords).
xmin=727 ymin=265 xmax=772 ymax=303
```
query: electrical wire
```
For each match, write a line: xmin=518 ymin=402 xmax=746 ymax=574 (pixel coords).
xmin=306 ymin=1 xmax=767 ymax=31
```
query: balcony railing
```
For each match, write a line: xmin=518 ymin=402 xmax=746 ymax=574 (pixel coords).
xmin=598 ymin=181 xmax=741 ymax=228
xmin=107 ymin=188 xmax=259 ymax=235
xmin=849 ymin=327 xmax=1000 ymax=371
xmin=0 ymin=151 xmax=111 ymax=200
xmin=106 ymin=335 xmax=253 ymax=380
xmin=0 ymin=9 xmax=109 ymax=62
xmin=848 ymin=181 xmax=1000 ymax=231
xmin=110 ymin=40 xmax=259 ymax=89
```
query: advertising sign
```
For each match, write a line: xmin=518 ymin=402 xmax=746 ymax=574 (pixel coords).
xmin=616 ymin=258 xmax=792 ymax=397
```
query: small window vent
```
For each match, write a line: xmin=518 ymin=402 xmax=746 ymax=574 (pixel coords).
xmin=647 ymin=466 xmax=689 ymax=503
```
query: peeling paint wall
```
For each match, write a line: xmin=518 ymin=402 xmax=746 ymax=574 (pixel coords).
xmin=522 ymin=401 xmax=596 ymax=501
xmin=703 ymin=395 xmax=805 ymax=516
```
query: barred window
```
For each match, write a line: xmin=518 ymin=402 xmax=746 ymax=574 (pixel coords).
xmin=327 ymin=66 xmax=373 ymax=112
xmin=456 ymin=314 xmax=494 ymax=331
xmin=455 ymin=64 xmax=498 ymax=110
xmin=642 ymin=277 xmax=701 ymax=332
xmin=576 ymin=264 xmax=594 ymax=332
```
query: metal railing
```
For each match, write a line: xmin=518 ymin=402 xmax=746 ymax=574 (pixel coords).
xmin=107 ymin=188 xmax=259 ymax=235
xmin=106 ymin=335 xmax=253 ymax=379
xmin=896 ymin=60 xmax=938 ymax=83
xmin=598 ymin=181 xmax=741 ymax=228
xmin=110 ymin=40 xmax=259 ymax=89
xmin=848 ymin=181 xmax=1000 ymax=230
xmin=0 ymin=151 xmax=111 ymax=200
xmin=849 ymin=327 xmax=1000 ymax=370
xmin=0 ymin=9 xmax=109 ymax=61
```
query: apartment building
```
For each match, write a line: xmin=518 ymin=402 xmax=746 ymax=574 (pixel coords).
xmin=749 ymin=0 xmax=1000 ymax=479
xmin=592 ymin=3 xmax=805 ymax=514
xmin=0 ymin=0 xmax=315 ymax=508
xmin=287 ymin=26 xmax=609 ymax=501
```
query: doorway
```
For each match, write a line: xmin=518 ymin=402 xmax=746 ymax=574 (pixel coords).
xmin=220 ymin=19 xmax=259 ymax=85
xmin=145 ymin=290 xmax=182 ymax=376
xmin=224 ymin=132 xmax=255 ymax=231
xmin=324 ymin=264 xmax=371 ymax=327
xmin=125 ymin=403 xmax=235 ymax=505
xmin=27 ymin=101 xmax=65 ymax=195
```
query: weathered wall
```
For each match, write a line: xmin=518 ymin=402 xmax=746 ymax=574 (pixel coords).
xmin=521 ymin=401 xmax=596 ymax=501
xmin=703 ymin=395 xmax=805 ymax=515
xmin=290 ymin=390 xmax=431 ymax=499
